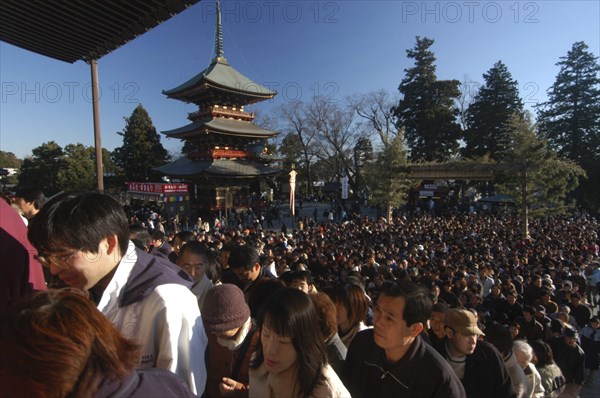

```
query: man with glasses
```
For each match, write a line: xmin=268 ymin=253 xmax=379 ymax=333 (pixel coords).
xmin=428 ymin=302 xmax=449 ymax=353
xmin=28 ymin=192 xmax=207 ymax=396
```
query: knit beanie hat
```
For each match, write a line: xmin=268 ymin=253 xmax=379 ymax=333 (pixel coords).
xmin=201 ymin=284 xmax=250 ymax=334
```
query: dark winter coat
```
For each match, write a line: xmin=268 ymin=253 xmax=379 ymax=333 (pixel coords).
xmin=438 ymin=340 xmax=516 ymax=398
xmin=343 ymin=329 xmax=466 ymax=398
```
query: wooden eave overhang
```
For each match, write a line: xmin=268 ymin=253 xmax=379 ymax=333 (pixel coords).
xmin=0 ymin=0 xmax=200 ymax=63
xmin=154 ymin=157 xmax=281 ymax=178
xmin=163 ymin=118 xmax=279 ymax=139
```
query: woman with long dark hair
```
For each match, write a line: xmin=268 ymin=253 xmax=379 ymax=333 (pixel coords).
xmin=249 ymin=288 xmax=350 ymax=398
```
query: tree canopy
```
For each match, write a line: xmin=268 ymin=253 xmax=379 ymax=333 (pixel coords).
xmin=17 ymin=141 xmax=65 ymax=195
xmin=497 ymin=112 xmax=585 ymax=238
xmin=364 ymin=133 xmax=411 ymax=221
xmin=463 ymin=61 xmax=524 ymax=161
xmin=393 ymin=36 xmax=462 ymax=161
xmin=112 ymin=104 xmax=170 ymax=182
xmin=536 ymin=41 xmax=600 ymax=210
xmin=16 ymin=141 xmax=101 ymax=195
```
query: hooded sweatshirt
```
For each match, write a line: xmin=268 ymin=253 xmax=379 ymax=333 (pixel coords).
xmin=97 ymin=242 xmax=208 ymax=396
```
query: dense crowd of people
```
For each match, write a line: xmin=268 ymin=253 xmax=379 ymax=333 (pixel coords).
xmin=1 ymin=190 xmax=599 ymax=397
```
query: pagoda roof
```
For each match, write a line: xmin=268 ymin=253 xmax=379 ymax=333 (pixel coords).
xmin=163 ymin=57 xmax=276 ymax=103
xmin=154 ymin=157 xmax=281 ymax=178
xmin=163 ymin=117 xmax=278 ymax=139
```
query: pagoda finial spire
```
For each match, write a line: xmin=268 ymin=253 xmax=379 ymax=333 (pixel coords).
xmin=214 ymin=0 xmax=224 ymax=60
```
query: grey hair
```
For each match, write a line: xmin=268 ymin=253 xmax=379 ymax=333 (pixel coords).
xmin=513 ymin=340 xmax=533 ymax=363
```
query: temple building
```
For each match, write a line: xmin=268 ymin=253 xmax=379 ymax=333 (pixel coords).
xmin=155 ymin=1 xmax=280 ymax=214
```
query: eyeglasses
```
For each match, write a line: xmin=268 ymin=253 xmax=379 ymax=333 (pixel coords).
xmin=35 ymin=251 xmax=77 ymax=269
xmin=179 ymin=263 xmax=205 ymax=273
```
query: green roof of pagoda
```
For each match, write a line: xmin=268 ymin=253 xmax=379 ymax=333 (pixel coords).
xmin=162 ymin=58 xmax=276 ymax=101
xmin=163 ymin=1 xmax=275 ymax=103
xmin=154 ymin=157 xmax=281 ymax=178
xmin=162 ymin=117 xmax=278 ymax=139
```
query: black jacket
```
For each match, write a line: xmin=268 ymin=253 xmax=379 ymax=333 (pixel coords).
xmin=439 ymin=340 xmax=516 ymax=398
xmin=343 ymin=329 xmax=466 ymax=398
xmin=549 ymin=337 xmax=585 ymax=384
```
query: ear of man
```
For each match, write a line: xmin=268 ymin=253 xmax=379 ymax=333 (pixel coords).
xmin=105 ymin=234 xmax=120 ymax=256
xmin=408 ymin=322 xmax=424 ymax=337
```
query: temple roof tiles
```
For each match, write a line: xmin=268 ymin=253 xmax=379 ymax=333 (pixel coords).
xmin=162 ymin=117 xmax=278 ymax=139
xmin=162 ymin=58 xmax=276 ymax=102
xmin=154 ymin=157 xmax=281 ymax=178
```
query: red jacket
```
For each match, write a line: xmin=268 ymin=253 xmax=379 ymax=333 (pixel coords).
xmin=0 ymin=200 xmax=46 ymax=312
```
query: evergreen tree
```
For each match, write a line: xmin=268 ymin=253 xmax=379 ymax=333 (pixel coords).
xmin=17 ymin=141 xmax=65 ymax=195
xmin=365 ymin=133 xmax=411 ymax=221
xmin=58 ymin=144 xmax=96 ymax=190
xmin=112 ymin=104 xmax=170 ymax=182
xmin=279 ymin=133 xmax=303 ymax=168
xmin=393 ymin=37 xmax=462 ymax=161
xmin=498 ymin=113 xmax=585 ymax=238
xmin=537 ymin=41 xmax=600 ymax=162
xmin=0 ymin=151 xmax=22 ymax=169
xmin=536 ymin=41 xmax=600 ymax=209
xmin=0 ymin=151 xmax=21 ymax=186
xmin=463 ymin=61 xmax=524 ymax=160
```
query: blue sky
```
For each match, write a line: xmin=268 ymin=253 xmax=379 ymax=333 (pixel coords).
xmin=1 ymin=1 xmax=598 ymax=159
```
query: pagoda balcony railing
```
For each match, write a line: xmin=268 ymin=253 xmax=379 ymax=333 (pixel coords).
xmin=189 ymin=148 xmax=250 ymax=160
xmin=188 ymin=107 xmax=255 ymax=121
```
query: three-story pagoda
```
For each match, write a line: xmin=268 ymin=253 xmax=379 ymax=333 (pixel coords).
xmin=156 ymin=1 xmax=280 ymax=212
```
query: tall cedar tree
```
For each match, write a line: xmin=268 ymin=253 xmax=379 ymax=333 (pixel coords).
xmin=463 ymin=61 xmax=524 ymax=161
xmin=112 ymin=105 xmax=170 ymax=182
xmin=393 ymin=37 xmax=461 ymax=161
xmin=498 ymin=113 xmax=585 ymax=238
xmin=536 ymin=42 xmax=600 ymax=209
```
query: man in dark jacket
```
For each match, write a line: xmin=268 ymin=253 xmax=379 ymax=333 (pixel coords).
xmin=149 ymin=230 xmax=173 ymax=257
xmin=228 ymin=245 xmax=275 ymax=303
xmin=342 ymin=280 xmax=465 ymax=398
xmin=549 ymin=327 xmax=585 ymax=397
xmin=518 ymin=305 xmax=545 ymax=341
xmin=440 ymin=308 xmax=516 ymax=398
xmin=428 ymin=302 xmax=449 ymax=354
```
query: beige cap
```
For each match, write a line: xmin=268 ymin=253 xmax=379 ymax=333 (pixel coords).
xmin=445 ymin=308 xmax=485 ymax=336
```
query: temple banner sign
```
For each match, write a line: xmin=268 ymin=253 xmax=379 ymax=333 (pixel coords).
xmin=127 ymin=182 xmax=189 ymax=194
